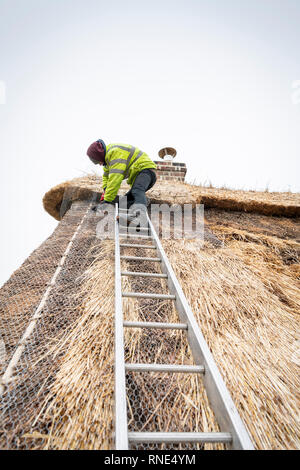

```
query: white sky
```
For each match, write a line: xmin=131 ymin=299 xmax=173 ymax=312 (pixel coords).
xmin=0 ymin=0 xmax=299 ymax=286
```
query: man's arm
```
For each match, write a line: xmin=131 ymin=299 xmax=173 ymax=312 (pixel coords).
xmin=104 ymin=161 xmax=126 ymax=202
xmin=102 ymin=165 xmax=109 ymax=190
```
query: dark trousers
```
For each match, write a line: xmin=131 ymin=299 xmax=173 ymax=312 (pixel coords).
xmin=119 ymin=169 xmax=156 ymax=209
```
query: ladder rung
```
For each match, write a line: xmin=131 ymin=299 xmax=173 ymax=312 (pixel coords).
xmin=118 ymin=212 xmax=146 ymax=219
xmin=120 ymin=256 xmax=161 ymax=262
xmin=125 ymin=364 xmax=204 ymax=374
xmin=122 ymin=292 xmax=175 ymax=300
xmin=120 ymin=226 xmax=150 ymax=232
xmin=121 ymin=271 xmax=167 ymax=279
xmin=123 ymin=321 xmax=188 ymax=330
xmin=128 ymin=432 xmax=232 ymax=444
xmin=120 ymin=244 xmax=156 ymax=249
xmin=120 ymin=234 xmax=153 ymax=240
xmin=118 ymin=208 xmax=150 ymax=213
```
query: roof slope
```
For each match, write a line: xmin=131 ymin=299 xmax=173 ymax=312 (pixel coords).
xmin=0 ymin=175 xmax=299 ymax=449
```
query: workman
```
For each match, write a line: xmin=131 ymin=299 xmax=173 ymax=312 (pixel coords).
xmin=87 ymin=139 xmax=157 ymax=213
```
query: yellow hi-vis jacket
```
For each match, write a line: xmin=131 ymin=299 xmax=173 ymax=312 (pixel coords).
xmin=103 ymin=143 xmax=157 ymax=202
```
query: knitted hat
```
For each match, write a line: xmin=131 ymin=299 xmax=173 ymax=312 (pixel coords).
xmin=87 ymin=139 xmax=106 ymax=164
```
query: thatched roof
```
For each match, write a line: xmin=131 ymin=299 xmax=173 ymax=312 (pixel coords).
xmin=42 ymin=175 xmax=300 ymax=449
xmin=0 ymin=175 xmax=299 ymax=450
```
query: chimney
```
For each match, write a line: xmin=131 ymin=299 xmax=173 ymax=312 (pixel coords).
xmin=154 ymin=147 xmax=187 ymax=182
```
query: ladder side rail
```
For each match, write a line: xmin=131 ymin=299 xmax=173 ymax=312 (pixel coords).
xmin=146 ymin=213 xmax=254 ymax=450
xmin=114 ymin=204 xmax=129 ymax=450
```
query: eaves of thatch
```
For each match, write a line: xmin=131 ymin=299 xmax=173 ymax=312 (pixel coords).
xmin=43 ymin=175 xmax=300 ymax=221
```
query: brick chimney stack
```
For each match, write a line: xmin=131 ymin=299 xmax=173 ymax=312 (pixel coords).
xmin=154 ymin=147 xmax=187 ymax=182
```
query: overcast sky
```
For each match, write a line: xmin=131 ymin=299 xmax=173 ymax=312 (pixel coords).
xmin=0 ymin=0 xmax=299 ymax=286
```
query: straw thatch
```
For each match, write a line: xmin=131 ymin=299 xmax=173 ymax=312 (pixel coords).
xmin=162 ymin=239 xmax=299 ymax=449
xmin=1 ymin=174 xmax=299 ymax=450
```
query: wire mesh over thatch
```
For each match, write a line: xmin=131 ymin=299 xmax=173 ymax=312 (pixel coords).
xmin=1 ymin=175 xmax=299 ymax=450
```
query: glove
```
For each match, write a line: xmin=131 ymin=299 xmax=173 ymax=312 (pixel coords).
xmin=100 ymin=188 xmax=106 ymax=202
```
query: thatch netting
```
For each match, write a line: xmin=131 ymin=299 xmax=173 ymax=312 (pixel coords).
xmin=0 ymin=175 xmax=299 ymax=449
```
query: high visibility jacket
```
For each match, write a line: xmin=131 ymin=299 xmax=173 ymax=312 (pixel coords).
xmin=103 ymin=143 xmax=157 ymax=202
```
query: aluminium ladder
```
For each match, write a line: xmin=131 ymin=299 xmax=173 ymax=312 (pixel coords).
xmin=114 ymin=204 xmax=254 ymax=450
